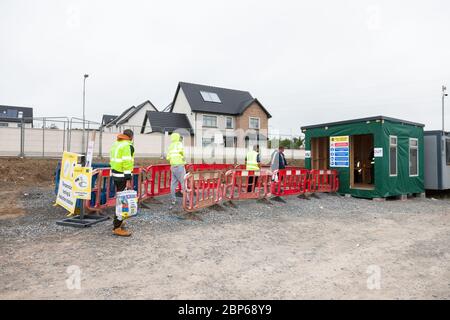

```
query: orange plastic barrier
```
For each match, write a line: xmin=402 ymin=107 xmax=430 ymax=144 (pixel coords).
xmin=223 ymin=169 xmax=272 ymax=201
xmin=186 ymin=164 xmax=235 ymax=172
xmin=142 ymin=164 xmax=173 ymax=198
xmin=182 ymin=170 xmax=224 ymax=212
xmin=234 ymin=164 xmax=271 ymax=170
xmin=85 ymin=167 xmax=144 ymax=212
xmin=308 ymin=169 xmax=339 ymax=193
xmin=84 ymin=163 xmax=341 ymax=213
xmin=271 ymin=168 xmax=310 ymax=197
xmin=141 ymin=164 xmax=234 ymax=199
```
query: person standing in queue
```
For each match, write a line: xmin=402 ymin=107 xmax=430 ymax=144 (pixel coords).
xmin=270 ymin=146 xmax=288 ymax=181
xmin=245 ymin=144 xmax=261 ymax=192
xmin=166 ymin=132 xmax=186 ymax=209
xmin=109 ymin=129 xmax=134 ymax=237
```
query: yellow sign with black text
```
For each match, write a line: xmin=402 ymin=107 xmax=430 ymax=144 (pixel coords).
xmin=73 ymin=167 xmax=92 ymax=200
xmin=56 ymin=152 xmax=79 ymax=213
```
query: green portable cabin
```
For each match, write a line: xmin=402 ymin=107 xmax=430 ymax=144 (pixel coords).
xmin=301 ymin=116 xmax=425 ymax=199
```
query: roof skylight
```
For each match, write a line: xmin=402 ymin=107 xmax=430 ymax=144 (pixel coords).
xmin=200 ymin=91 xmax=221 ymax=103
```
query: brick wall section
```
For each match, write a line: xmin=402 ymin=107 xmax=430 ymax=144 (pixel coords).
xmin=236 ymin=102 xmax=269 ymax=131
xmin=235 ymin=101 xmax=269 ymax=148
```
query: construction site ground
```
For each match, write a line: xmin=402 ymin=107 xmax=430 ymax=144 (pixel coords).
xmin=0 ymin=158 xmax=449 ymax=299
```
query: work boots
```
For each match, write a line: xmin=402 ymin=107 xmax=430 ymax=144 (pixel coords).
xmin=113 ymin=227 xmax=131 ymax=237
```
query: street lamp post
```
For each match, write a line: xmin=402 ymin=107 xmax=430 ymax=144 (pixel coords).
xmin=443 ymin=85 xmax=448 ymax=132
xmin=82 ymin=74 xmax=89 ymax=153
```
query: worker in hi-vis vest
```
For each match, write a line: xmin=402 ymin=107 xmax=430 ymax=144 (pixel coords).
xmin=245 ymin=144 xmax=261 ymax=192
xmin=166 ymin=132 xmax=186 ymax=208
xmin=109 ymin=129 xmax=135 ymax=237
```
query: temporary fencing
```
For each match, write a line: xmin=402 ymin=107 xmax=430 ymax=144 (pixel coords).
xmin=55 ymin=162 xmax=340 ymax=213
xmin=85 ymin=166 xmax=144 ymax=212
xmin=186 ymin=163 xmax=235 ymax=172
xmin=142 ymin=164 xmax=174 ymax=199
xmin=308 ymin=169 xmax=339 ymax=193
xmin=271 ymin=168 xmax=310 ymax=197
xmin=223 ymin=169 xmax=273 ymax=201
xmin=183 ymin=171 xmax=224 ymax=212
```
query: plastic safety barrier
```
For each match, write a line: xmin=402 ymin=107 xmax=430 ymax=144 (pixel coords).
xmin=142 ymin=164 xmax=173 ymax=198
xmin=85 ymin=167 xmax=143 ymax=212
xmin=223 ymin=169 xmax=272 ymax=201
xmin=186 ymin=163 xmax=235 ymax=172
xmin=271 ymin=168 xmax=310 ymax=197
xmin=142 ymin=164 xmax=234 ymax=199
xmin=308 ymin=169 xmax=339 ymax=193
xmin=234 ymin=164 xmax=271 ymax=170
xmin=182 ymin=170 xmax=224 ymax=212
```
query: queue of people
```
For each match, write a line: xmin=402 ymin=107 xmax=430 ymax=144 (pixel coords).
xmin=109 ymin=130 xmax=287 ymax=237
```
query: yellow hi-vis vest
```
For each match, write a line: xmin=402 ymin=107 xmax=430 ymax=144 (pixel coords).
xmin=109 ymin=140 xmax=134 ymax=175
xmin=246 ymin=150 xmax=259 ymax=171
xmin=166 ymin=141 xmax=185 ymax=166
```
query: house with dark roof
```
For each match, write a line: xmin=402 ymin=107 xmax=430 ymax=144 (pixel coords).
xmin=169 ymin=82 xmax=271 ymax=148
xmin=141 ymin=111 xmax=193 ymax=134
xmin=104 ymin=100 xmax=158 ymax=132
xmin=0 ymin=105 xmax=33 ymax=128
xmin=101 ymin=114 xmax=118 ymax=127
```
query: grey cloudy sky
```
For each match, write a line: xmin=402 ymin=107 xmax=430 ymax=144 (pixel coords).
xmin=1 ymin=0 xmax=449 ymax=134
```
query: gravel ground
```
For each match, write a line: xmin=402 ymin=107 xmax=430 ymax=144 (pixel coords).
xmin=0 ymin=187 xmax=449 ymax=299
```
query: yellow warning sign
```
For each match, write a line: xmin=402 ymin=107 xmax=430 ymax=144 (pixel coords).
xmin=73 ymin=167 xmax=92 ymax=200
xmin=56 ymin=152 xmax=79 ymax=213
xmin=330 ymin=136 xmax=349 ymax=143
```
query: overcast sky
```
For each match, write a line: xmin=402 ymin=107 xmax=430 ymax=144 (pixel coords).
xmin=1 ymin=0 xmax=449 ymax=134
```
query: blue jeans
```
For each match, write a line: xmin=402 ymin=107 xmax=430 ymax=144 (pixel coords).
xmin=171 ymin=165 xmax=186 ymax=201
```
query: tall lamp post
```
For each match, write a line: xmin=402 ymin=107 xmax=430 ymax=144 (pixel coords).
xmin=443 ymin=85 xmax=448 ymax=132
xmin=82 ymin=74 xmax=89 ymax=153
xmin=55 ymin=73 xmax=108 ymax=228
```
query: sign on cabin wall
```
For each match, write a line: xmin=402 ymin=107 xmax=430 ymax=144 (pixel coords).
xmin=330 ymin=136 xmax=349 ymax=167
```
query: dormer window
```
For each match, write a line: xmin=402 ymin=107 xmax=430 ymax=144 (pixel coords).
xmin=200 ymin=91 xmax=221 ymax=103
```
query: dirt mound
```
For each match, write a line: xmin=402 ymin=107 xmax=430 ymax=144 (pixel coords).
xmin=0 ymin=158 xmax=59 ymax=189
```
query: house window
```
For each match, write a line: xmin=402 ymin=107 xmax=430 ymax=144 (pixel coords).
xmin=226 ymin=116 xmax=233 ymax=129
xmin=224 ymin=136 xmax=236 ymax=148
xmin=200 ymin=91 xmax=221 ymax=103
xmin=409 ymin=138 xmax=419 ymax=176
xmin=446 ymin=139 xmax=450 ymax=166
xmin=202 ymin=137 xmax=214 ymax=147
xmin=389 ymin=136 xmax=398 ymax=176
xmin=249 ymin=117 xmax=260 ymax=129
xmin=0 ymin=122 xmax=8 ymax=127
xmin=202 ymin=115 xmax=217 ymax=128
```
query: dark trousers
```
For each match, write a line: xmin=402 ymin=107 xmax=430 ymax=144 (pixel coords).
xmin=247 ymin=176 xmax=259 ymax=192
xmin=113 ymin=177 xmax=127 ymax=229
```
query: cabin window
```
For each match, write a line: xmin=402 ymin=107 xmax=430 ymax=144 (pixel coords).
xmin=446 ymin=139 xmax=450 ymax=166
xmin=409 ymin=138 xmax=419 ymax=176
xmin=389 ymin=136 xmax=398 ymax=176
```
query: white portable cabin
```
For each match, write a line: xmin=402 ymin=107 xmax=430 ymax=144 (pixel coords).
xmin=424 ymin=131 xmax=450 ymax=190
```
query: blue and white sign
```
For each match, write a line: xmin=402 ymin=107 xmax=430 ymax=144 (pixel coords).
xmin=330 ymin=136 xmax=350 ymax=168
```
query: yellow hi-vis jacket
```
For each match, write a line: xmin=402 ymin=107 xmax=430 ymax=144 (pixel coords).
xmin=246 ymin=150 xmax=260 ymax=171
xmin=110 ymin=139 xmax=134 ymax=177
xmin=166 ymin=133 xmax=185 ymax=166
